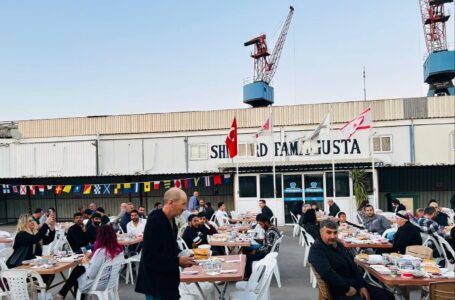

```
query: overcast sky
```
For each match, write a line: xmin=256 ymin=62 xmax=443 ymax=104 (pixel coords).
xmin=0 ymin=0 xmax=453 ymax=121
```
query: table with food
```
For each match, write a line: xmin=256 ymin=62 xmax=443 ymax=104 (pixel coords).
xmin=355 ymin=252 xmax=455 ymax=300
xmin=180 ymin=249 xmax=246 ymax=300
xmin=208 ymin=232 xmax=252 ymax=254
xmin=337 ymin=225 xmax=393 ymax=254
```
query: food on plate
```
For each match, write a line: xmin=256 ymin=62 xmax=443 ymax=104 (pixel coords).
xmin=355 ymin=253 xmax=369 ymax=260
xmin=193 ymin=248 xmax=210 ymax=260
xmin=423 ymin=266 xmax=441 ymax=274
xmin=389 ymin=253 xmax=401 ymax=258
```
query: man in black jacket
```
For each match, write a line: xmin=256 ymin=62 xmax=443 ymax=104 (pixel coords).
xmin=328 ymin=199 xmax=340 ymax=217
xmin=66 ymin=212 xmax=91 ymax=254
xmin=309 ymin=220 xmax=394 ymax=300
xmin=392 ymin=211 xmax=422 ymax=254
xmin=182 ymin=214 xmax=207 ymax=249
xmin=136 ymin=188 xmax=196 ymax=300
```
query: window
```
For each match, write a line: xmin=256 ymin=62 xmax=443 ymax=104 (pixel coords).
xmin=239 ymin=176 xmax=257 ymax=197
xmin=373 ymin=136 xmax=392 ymax=153
xmin=238 ymin=143 xmax=256 ymax=157
xmin=260 ymin=174 xmax=282 ymax=198
xmin=189 ymin=144 xmax=207 ymax=160
xmin=325 ymin=172 xmax=350 ymax=197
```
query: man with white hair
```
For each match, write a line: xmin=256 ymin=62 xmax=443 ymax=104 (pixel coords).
xmin=391 ymin=211 xmax=422 ymax=254
xmin=136 ymin=188 xmax=196 ymax=300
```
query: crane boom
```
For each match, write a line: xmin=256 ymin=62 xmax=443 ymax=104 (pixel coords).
xmin=419 ymin=0 xmax=451 ymax=53
xmin=263 ymin=6 xmax=295 ymax=84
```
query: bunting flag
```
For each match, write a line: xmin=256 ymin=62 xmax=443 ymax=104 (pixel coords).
xmin=213 ymin=175 xmax=222 ymax=186
xmin=144 ymin=182 xmax=151 ymax=192
xmin=174 ymin=179 xmax=181 ymax=189
xmin=164 ymin=180 xmax=171 ymax=189
xmin=55 ymin=185 xmax=63 ymax=195
xmin=73 ymin=185 xmax=82 ymax=193
xmin=13 ymin=186 xmax=19 ymax=193
xmin=194 ymin=177 xmax=200 ymax=187
xmin=123 ymin=183 xmax=131 ymax=194
xmin=47 ymin=185 xmax=53 ymax=190
xmin=2 ymin=184 xmax=10 ymax=194
xmin=223 ymin=174 xmax=231 ymax=184
xmin=204 ymin=176 xmax=211 ymax=187
xmin=29 ymin=186 xmax=36 ymax=196
xmin=103 ymin=184 xmax=111 ymax=195
xmin=20 ymin=185 xmax=27 ymax=195
xmin=133 ymin=183 xmax=140 ymax=193
xmin=38 ymin=186 xmax=45 ymax=195
xmin=63 ymin=185 xmax=72 ymax=193
xmin=183 ymin=178 xmax=193 ymax=189
xmin=153 ymin=181 xmax=160 ymax=190
xmin=114 ymin=184 xmax=121 ymax=194
xmin=93 ymin=184 xmax=101 ymax=195
xmin=83 ymin=185 xmax=92 ymax=195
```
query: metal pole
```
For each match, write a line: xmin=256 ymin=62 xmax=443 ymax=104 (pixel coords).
xmin=329 ymin=108 xmax=336 ymax=205
xmin=363 ymin=66 xmax=367 ymax=101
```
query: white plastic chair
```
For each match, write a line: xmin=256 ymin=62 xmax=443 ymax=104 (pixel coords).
xmin=178 ymin=224 xmax=188 ymax=238
xmin=290 ymin=212 xmax=300 ymax=238
xmin=76 ymin=254 xmax=125 ymax=300
xmin=230 ymin=211 xmax=239 ymax=220
xmin=434 ymin=234 xmax=455 ymax=271
xmin=270 ymin=216 xmax=277 ymax=226
xmin=302 ymin=230 xmax=315 ymax=268
xmin=381 ymin=228 xmax=397 ymax=239
xmin=0 ymin=248 xmax=13 ymax=261
xmin=125 ymin=253 xmax=141 ymax=285
xmin=229 ymin=254 xmax=277 ymax=300
xmin=179 ymin=282 xmax=216 ymax=300
xmin=421 ymin=233 xmax=444 ymax=261
xmin=0 ymin=269 xmax=52 ymax=300
xmin=177 ymin=236 xmax=189 ymax=251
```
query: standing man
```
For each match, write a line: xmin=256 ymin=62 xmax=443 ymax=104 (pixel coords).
xmin=327 ymin=199 xmax=340 ymax=217
xmin=259 ymin=200 xmax=274 ymax=221
xmin=188 ymin=191 xmax=199 ymax=212
xmin=136 ymin=188 xmax=196 ymax=300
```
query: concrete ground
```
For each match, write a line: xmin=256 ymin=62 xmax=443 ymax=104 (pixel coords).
xmin=0 ymin=225 xmax=318 ymax=299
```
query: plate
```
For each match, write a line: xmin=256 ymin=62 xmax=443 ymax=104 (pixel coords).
xmin=181 ymin=270 xmax=198 ymax=275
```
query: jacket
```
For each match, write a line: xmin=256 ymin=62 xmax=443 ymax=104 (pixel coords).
xmin=328 ymin=203 xmax=340 ymax=217
xmin=392 ymin=221 xmax=422 ymax=254
xmin=135 ymin=209 xmax=181 ymax=299
xmin=363 ymin=214 xmax=390 ymax=235
xmin=13 ymin=223 xmax=55 ymax=261
xmin=67 ymin=224 xmax=90 ymax=253
xmin=308 ymin=239 xmax=366 ymax=297
xmin=261 ymin=206 xmax=274 ymax=220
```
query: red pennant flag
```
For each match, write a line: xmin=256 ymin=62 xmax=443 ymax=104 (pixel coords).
xmin=214 ymin=175 xmax=222 ymax=186
xmin=153 ymin=181 xmax=160 ymax=190
xmin=225 ymin=117 xmax=238 ymax=158
xmin=55 ymin=185 xmax=63 ymax=195
xmin=174 ymin=179 xmax=181 ymax=189
xmin=183 ymin=179 xmax=189 ymax=189
xmin=29 ymin=186 xmax=36 ymax=195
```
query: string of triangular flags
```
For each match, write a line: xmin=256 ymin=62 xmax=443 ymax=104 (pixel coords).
xmin=1 ymin=174 xmax=231 ymax=196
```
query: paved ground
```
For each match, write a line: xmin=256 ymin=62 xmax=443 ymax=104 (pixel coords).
xmin=1 ymin=225 xmax=318 ymax=299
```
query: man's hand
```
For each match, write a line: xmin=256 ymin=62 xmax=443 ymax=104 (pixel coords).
xmin=359 ymin=287 xmax=370 ymax=300
xmin=345 ymin=286 xmax=357 ymax=297
xmin=179 ymin=256 xmax=196 ymax=268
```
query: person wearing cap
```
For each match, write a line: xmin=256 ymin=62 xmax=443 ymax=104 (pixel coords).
xmin=95 ymin=207 xmax=111 ymax=225
xmin=32 ymin=208 xmax=43 ymax=225
xmin=391 ymin=211 xmax=422 ymax=254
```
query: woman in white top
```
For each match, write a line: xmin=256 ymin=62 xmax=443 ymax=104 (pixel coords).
xmin=54 ymin=225 xmax=124 ymax=299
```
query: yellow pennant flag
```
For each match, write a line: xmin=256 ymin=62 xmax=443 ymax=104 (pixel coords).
xmin=114 ymin=184 xmax=121 ymax=194
xmin=144 ymin=182 xmax=151 ymax=192
xmin=63 ymin=185 xmax=72 ymax=193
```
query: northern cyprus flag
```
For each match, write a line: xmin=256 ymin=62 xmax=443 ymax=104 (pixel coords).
xmin=255 ymin=114 xmax=272 ymax=138
xmin=340 ymin=107 xmax=372 ymax=139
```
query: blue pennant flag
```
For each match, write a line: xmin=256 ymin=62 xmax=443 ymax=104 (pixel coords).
xmin=73 ymin=185 xmax=82 ymax=193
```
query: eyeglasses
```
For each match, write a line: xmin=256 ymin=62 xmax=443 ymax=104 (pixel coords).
xmin=28 ymin=219 xmax=35 ymax=223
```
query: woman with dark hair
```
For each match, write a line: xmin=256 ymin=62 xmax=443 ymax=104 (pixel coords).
xmin=300 ymin=209 xmax=320 ymax=240
xmin=54 ymin=225 xmax=124 ymax=299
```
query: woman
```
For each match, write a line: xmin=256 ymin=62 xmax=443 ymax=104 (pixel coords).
xmin=300 ymin=209 xmax=320 ymax=240
xmin=337 ymin=212 xmax=364 ymax=229
xmin=55 ymin=225 xmax=124 ymax=299
xmin=8 ymin=213 xmax=56 ymax=267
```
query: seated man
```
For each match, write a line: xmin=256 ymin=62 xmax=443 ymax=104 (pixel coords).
xmin=309 ymin=220 xmax=394 ymax=300
xmin=95 ymin=207 xmax=111 ymax=225
xmin=417 ymin=207 xmax=445 ymax=254
xmin=138 ymin=206 xmax=147 ymax=219
xmin=215 ymin=202 xmax=236 ymax=227
xmin=391 ymin=211 xmax=422 ymax=254
xmin=66 ymin=212 xmax=91 ymax=254
xmin=86 ymin=213 xmax=102 ymax=244
xmin=363 ymin=205 xmax=390 ymax=235
xmin=429 ymin=201 xmax=449 ymax=227
xmin=127 ymin=209 xmax=147 ymax=236
xmin=182 ymin=214 xmax=208 ymax=249
xmin=245 ymin=214 xmax=281 ymax=278
xmin=197 ymin=212 xmax=217 ymax=235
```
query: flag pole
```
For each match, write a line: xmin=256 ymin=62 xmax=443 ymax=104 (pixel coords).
xmin=271 ymin=108 xmax=276 ymax=202
xmin=329 ymin=105 xmax=336 ymax=206
xmin=235 ymin=113 xmax=240 ymax=212
xmin=370 ymin=129 xmax=377 ymax=210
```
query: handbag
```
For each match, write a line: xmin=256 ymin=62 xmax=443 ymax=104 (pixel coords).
xmin=6 ymin=246 xmax=29 ymax=268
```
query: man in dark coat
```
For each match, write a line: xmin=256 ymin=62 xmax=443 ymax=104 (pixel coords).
xmin=327 ymin=199 xmax=340 ymax=217
xmin=259 ymin=199 xmax=274 ymax=221
xmin=135 ymin=188 xmax=196 ymax=300
xmin=309 ymin=220 xmax=394 ymax=300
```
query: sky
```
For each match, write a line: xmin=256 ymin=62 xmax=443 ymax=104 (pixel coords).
xmin=0 ymin=0 xmax=454 ymax=121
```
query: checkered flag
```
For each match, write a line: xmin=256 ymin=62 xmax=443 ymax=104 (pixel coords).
xmin=94 ymin=184 xmax=101 ymax=195
xmin=2 ymin=184 xmax=10 ymax=194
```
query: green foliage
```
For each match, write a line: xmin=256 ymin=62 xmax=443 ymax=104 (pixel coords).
xmin=349 ymin=168 xmax=368 ymax=210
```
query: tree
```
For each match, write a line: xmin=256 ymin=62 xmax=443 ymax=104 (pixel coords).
xmin=349 ymin=168 xmax=368 ymax=210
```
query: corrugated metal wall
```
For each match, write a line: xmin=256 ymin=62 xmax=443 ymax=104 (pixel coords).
xmin=17 ymin=96 xmax=454 ymax=138
xmin=0 ymin=175 xmax=234 ymax=223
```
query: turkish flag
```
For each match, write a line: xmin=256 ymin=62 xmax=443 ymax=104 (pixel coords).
xmin=225 ymin=117 xmax=238 ymax=158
